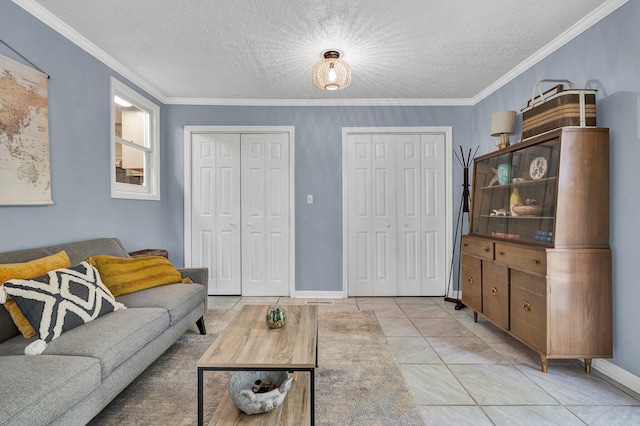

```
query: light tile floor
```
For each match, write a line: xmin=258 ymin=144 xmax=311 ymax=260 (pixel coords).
xmin=208 ymin=296 xmax=640 ymax=425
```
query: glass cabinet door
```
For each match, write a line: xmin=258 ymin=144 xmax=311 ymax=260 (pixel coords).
xmin=470 ymin=138 xmax=560 ymax=245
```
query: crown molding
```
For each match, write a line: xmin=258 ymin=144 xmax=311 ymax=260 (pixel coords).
xmin=12 ymin=0 xmax=169 ymax=103
xmin=471 ymin=0 xmax=629 ymax=104
xmin=163 ymin=97 xmax=475 ymax=107
xmin=13 ymin=0 xmax=627 ymax=107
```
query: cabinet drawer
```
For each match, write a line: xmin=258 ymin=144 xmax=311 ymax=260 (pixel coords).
xmin=461 ymin=236 xmax=493 ymax=260
xmin=510 ymin=270 xmax=547 ymax=353
xmin=482 ymin=262 xmax=509 ymax=329
xmin=495 ymin=243 xmax=546 ymax=275
xmin=461 ymin=254 xmax=482 ymax=313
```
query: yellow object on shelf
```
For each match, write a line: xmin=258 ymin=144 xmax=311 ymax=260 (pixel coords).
xmin=510 ymin=188 xmax=521 ymax=216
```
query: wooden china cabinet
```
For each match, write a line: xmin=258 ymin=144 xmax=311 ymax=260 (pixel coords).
xmin=462 ymin=127 xmax=612 ymax=373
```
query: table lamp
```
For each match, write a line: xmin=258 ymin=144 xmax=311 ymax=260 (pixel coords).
xmin=491 ymin=110 xmax=516 ymax=149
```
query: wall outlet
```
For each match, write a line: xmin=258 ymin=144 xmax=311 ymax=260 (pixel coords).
xmin=307 ymin=194 xmax=313 ymax=204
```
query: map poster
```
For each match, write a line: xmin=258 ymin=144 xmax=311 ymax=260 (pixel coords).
xmin=0 ymin=53 xmax=51 ymax=205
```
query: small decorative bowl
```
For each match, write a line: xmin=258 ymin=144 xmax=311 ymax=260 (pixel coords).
xmin=266 ymin=306 xmax=286 ymax=329
xmin=512 ymin=204 xmax=543 ymax=216
xmin=228 ymin=371 xmax=293 ymax=415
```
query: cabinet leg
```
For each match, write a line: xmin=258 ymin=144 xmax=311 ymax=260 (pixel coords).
xmin=540 ymin=354 xmax=548 ymax=373
xmin=584 ymin=359 xmax=592 ymax=374
xmin=473 ymin=311 xmax=478 ymax=323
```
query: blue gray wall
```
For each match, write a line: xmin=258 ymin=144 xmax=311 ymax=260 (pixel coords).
xmin=0 ymin=2 xmax=169 ymax=254
xmin=1 ymin=0 xmax=639 ymax=376
xmin=472 ymin=1 xmax=640 ymax=376
xmin=165 ymin=105 xmax=473 ymax=291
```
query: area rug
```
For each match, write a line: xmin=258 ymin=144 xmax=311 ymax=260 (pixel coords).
xmin=88 ymin=308 xmax=423 ymax=425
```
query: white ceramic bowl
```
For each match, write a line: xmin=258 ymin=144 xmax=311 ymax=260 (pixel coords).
xmin=228 ymin=371 xmax=292 ymax=415
xmin=512 ymin=204 xmax=543 ymax=216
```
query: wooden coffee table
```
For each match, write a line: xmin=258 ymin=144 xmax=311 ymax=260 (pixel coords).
xmin=197 ymin=304 xmax=318 ymax=425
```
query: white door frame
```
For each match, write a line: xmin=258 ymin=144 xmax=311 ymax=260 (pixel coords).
xmin=341 ymin=126 xmax=453 ymax=298
xmin=184 ymin=126 xmax=295 ymax=296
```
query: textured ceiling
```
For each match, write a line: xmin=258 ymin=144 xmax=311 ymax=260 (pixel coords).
xmin=22 ymin=0 xmax=615 ymax=102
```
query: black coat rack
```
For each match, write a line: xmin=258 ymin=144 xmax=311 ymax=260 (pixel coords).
xmin=445 ymin=145 xmax=479 ymax=310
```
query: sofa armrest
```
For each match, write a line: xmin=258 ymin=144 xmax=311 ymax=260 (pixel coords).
xmin=179 ymin=267 xmax=208 ymax=311
xmin=178 ymin=267 xmax=208 ymax=288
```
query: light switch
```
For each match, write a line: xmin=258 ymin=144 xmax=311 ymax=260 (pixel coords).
xmin=307 ymin=194 xmax=314 ymax=204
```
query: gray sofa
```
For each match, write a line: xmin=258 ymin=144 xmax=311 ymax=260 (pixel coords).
xmin=0 ymin=238 xmax=208 ymax=426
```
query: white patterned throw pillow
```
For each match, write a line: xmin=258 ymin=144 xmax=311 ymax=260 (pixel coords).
xmin=0 ymin=261 xmax=125 ymax=355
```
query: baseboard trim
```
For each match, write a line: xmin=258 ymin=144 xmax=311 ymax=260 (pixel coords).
xmin=591 ymin=359 xmax=640 ymax=395
xmin=290 ymin=290 xmax=346 ymax=299
xmin=446 ymin=290 xmax=462 ymax=300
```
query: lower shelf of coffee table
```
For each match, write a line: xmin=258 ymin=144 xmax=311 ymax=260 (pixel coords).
xmin=209 ymin=372 xmax=310 ymax=425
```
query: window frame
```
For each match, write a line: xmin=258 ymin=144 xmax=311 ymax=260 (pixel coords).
xmin=110 ymin=77 xmax=160 ymax=200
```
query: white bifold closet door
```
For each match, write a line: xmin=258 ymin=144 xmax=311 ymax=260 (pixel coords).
xmin=240 ymin=133 xmax=290 ymax=296
xmin=190 ymin=132 xmax=289 ymax=296
xmin=347 ymin=133 xmax=446 ymax=296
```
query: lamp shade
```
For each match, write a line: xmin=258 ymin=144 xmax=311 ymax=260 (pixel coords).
xmin=490 ymin=110 xmax=516 ymax=136
xmin=312 ymin=51 xmax=351 ymax=91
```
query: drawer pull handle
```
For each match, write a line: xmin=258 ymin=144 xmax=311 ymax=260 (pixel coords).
xmin=499 ymin=251 xmax=505 ymax=256
xmin=491 ymin=287 xmax=497 ymax=296
xmin=468 ymin=276 xmax=474 ymax=285
xmin=463 ymin=243 xmax=469 ymax=247
xmin=523 ymin=301 xmax=532 ymax=312
xmin=484 ymin=247 xmax=491 ymax=252
xmin=532 ymin=258 xmax=541 ymax=265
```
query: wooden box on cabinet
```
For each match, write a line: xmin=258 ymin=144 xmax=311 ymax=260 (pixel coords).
xmin=461 ymin=127 xmax=612 ymax=373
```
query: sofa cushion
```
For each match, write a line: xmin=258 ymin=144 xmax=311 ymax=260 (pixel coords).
xmin=0 ymin=308 xmax=18 ymax=345
xmin=2 ymin=262 xmax=123 ymax=351
xmin=0 ymin=355 xmax=100 ymax=426
xmin=87 ymin=255 xmax=183 ymax=297
xmin=42 ymin=307 xmax=169 ymax=378
xmin=0 ymin=250 xmax=72 ymax=339
xmin=116 ymin=282 xmax=207 ymax=325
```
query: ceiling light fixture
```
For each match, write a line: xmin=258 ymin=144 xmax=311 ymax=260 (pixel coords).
xmin=312 ymin=50 xmax=351 ymax=91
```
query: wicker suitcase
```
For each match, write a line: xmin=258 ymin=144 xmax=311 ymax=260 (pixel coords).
xmin=521 ymin=79 xmax=596 ymax=140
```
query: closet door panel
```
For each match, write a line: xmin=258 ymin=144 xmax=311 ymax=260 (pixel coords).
xmin=347 ymin=134 xmax=373 ymax=296
xmin=397 ymin=135 xmax=422 ymax=295
xmin=241 ymin=133 xmax=290 ymax=296
xmin=191 ymin=133 xmax=241 ymax=294
xmin=371 ymin=135 xmax=397 ymax=296
xmin=420 ymin=134 xmax=446 ymax=295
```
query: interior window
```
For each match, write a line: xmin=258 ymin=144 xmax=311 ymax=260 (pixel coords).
xmin=110 ymin=77 xmax=160 ymax=200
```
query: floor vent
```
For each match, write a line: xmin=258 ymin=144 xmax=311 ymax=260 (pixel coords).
xmin=305 ymin=301 xmax=335 ymax=305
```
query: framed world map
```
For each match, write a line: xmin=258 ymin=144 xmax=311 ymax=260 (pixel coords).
xmin=0 ymin=53 xmax=51 ymax=205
